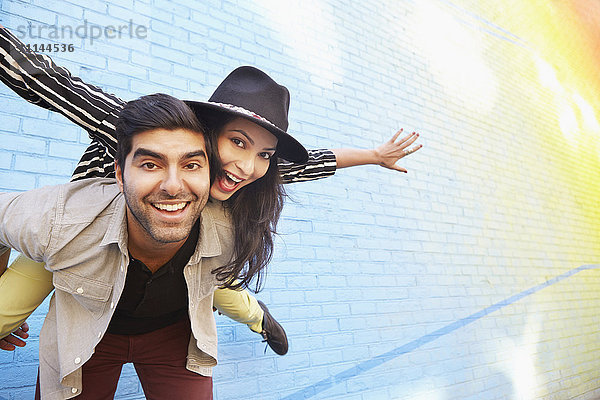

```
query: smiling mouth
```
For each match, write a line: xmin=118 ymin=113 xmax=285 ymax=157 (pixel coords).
xmin=225 ymin=171 xmax=243 ymax=184
xmin=218 ymin=171 xmax=245 ymax=192
xmin=152 ymin=202 xmax=188 ymax=212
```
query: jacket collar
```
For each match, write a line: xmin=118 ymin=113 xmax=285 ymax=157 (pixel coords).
xmin=100 ymin=192 xmax=128 ymax=255
xmin=190 ymin=201 xmax=223 ymax=261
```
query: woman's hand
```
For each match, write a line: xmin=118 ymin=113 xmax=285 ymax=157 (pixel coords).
xmin=373 ymin=129 xmax=422 ymax=173
xmin=0 ymin=322 xmax=29 ymax=351
xmin=333 ymin=129 xmax=422 ymax=173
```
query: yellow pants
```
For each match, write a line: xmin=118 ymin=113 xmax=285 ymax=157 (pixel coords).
xmin=0 ymin=254 xmax=264 ymax=337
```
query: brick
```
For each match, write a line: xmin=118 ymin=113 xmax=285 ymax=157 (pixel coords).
xmin=3 ymin=3 xmax=56 ymax=25
xmin=51 ymin=47 xmax=107 ymax=69
xmin=148 ymin=71 xmax=188 ymax=91
xmin=48 ymin=141 xmax=88 ymax=159
xmin=257 ymin=372 xmax=297 ymax=392
xmin=1 ymin=97 xmax=49 ymax=119
xmin=32 ymin=0 xmax=84 ymax=20
xmin=14 ymin=339 xmax=39 ymax=363
xmin=14 ymin=154 xmax=73 ymax=175
xmin=0 ymin=349 xmax=14 ymax=365
xmin=309 ymin=349 xmax=344 ymax=367
xmin=215 ymin=377 xmax=259 ymax=399
xmin=0 ymin=170 xmax=37 ymax=191
xmin=0 ymin=113 xmax=19 ymax=134
xmin=128 ymin=78 xmax=171 ymax=96
xmin=153 ymin=0 xmax=189 ymax=18
xmin=107 ymin=58 xmax=147 ymax=79
xmin=0 ymin=152 xmax=12 ymax=169
xmin=0 ymin=134 xmax=47 ymax=154
xmin=37 ymin=174 xmax=70 ymax=187
xmin=0 ymin=365 xmax=38 ymax=389
xmin=130 ymin=50 xmax=171 ymax=71
xmin=150 ymin=43 xmax=188 ymax=64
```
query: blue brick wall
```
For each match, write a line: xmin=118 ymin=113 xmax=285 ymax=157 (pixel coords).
xmin=2 ymin=0 xmax=600 ymax=399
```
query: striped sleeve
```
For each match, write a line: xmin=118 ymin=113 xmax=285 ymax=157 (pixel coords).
xmin=277 ymin=149 xmax=337 ymax=184
xmin=1 ymin=27 xmax=338 ymax=186
xmin=0 ymin=26 xmax=124 ymax=181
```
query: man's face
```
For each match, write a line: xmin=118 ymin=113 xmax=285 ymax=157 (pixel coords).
xmin=115 ymin=128 xmax=210 ymax=246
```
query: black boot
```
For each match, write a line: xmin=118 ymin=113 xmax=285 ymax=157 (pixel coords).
xmin=257 ymin=300 xmax=288 ymax=355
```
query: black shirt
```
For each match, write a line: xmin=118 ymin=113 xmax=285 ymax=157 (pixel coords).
xmin=107 ymin=219 xmax=200 ymax=335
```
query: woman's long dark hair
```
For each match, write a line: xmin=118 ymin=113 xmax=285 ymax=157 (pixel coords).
xmin=205 ymin=114 xmax=286 ymax=292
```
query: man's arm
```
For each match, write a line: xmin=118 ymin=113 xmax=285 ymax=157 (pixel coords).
xmin=0 ymin=187 xmax=58 ymax=262
xmin=0 ymin=187 xmax=58 ymax=351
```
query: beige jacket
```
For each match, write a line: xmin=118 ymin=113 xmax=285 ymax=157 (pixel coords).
xmin=0 ymin=178 xmax=233 ymax=399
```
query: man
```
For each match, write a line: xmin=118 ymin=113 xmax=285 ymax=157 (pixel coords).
xmin=0 ymin=94 xmax=234 ymax=399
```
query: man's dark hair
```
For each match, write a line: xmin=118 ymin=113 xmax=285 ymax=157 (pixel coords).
xmin=115 ymin=93 xmax=219 ymax=182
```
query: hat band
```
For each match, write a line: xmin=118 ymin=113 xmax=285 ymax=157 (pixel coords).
xmin=209 ymin=102 xmax=279 ymax=131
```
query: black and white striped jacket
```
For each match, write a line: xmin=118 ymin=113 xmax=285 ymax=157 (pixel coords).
xmin=0 ymin=26 xmax=337 ymax=184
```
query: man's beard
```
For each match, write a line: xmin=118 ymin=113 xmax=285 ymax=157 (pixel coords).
xmin=122 ymin=180 xmax=207 ymax=244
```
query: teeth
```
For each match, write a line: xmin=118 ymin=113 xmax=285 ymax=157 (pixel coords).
xmin=154 ymin=203 xmax=186 ymax=211
xmin=225 ymin=171 xmax=242 ymax=183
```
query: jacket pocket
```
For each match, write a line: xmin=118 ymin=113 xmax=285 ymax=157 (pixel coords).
xmin=53 ymin=270 xmax=112 ymax=319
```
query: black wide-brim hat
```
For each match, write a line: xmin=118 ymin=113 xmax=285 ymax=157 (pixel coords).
xmin=185 ymin=66 xmax=308 ymax=163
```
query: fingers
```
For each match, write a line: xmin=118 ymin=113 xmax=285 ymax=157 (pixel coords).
xmin=0 ymin=323 xmax=30 ymax=351
xmin=5 ymin=334 xmax=27 ymax=347
xmin=381 ymin=129 xmax=422 ymax=173
xmin=0 ymin=334 xmax=27 ymax=351
xmin=0 ymin=338 xmax=16 ymax=351
xmin=403 ymin=144 xmax=423 ymax=157
xmin=388 ymin=164 xmax=408 ymax=173
xmin=398 ymin=132 xmax=420 ymax=149
xmin=390 ymin=128 xmax=403 ymax=143
xmin=13 ymin=326 xmax=29 ymax=340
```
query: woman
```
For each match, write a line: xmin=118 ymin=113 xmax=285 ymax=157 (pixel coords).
xmin=0 ymin=26 xmax=421 ymax=354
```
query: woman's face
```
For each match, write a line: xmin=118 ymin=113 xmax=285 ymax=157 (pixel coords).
xmin=210 ymin=117 xmax=278 ymax=201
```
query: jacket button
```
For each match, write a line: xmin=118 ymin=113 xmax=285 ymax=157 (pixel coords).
xmin=71 ymin=388 xmax=78 ymax=394
xmin=76 ymin=287 xmax=84 ymax=294
xmin=110 ymin=302 xmax=115 ymax=309
xmin=74 ymin=357 xmax=81 ymax=364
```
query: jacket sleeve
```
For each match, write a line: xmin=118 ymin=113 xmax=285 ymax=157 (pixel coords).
xmin=0 ymin=187 xmax=58 ymax=263
xmin=277 ymin=149 xmax=337 ymax=184
xmin=0 ymin=26 xmax=124 ymax=155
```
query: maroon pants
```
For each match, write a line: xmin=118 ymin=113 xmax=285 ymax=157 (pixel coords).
xmin=36 ymin=317 xmax=212 ymax=399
